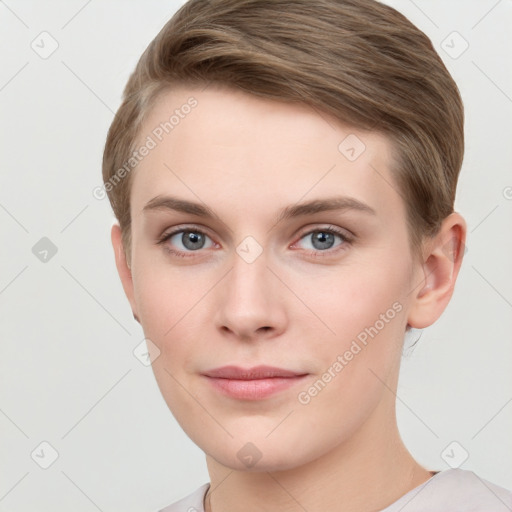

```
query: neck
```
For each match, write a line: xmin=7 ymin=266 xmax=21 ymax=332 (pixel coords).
xmin=204 ymin=399 xmax=433 ymax=512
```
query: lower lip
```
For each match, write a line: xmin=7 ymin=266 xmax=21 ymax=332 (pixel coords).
xmin=204 ymin=375 xmax=308 ymax=400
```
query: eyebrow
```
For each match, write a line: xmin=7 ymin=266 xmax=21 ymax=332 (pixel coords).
xmin=142 ymin=195 xmax=376 ymax=222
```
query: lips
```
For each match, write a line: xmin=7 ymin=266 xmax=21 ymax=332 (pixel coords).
xmin=202 ymin=365 xmax=309 ymax=400
xmin=202 ymin=365 xmax=307 ymax=379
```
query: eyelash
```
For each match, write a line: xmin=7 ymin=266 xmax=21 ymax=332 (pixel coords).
xmin=156 ymin=225 xmax=353 ymax=259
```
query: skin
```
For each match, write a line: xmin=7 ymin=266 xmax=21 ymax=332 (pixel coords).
xmin=111 ymin=82 xmax=466 ymax=512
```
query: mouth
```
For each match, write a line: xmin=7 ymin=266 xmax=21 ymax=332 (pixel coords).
xmin=201 ymin=365 xmax=309 ymax=400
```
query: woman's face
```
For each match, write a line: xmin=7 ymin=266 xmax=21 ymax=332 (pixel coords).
xmin=122 ymin=83 xmax=424 ymax=471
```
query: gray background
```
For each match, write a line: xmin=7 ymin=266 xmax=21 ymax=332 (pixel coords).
xmin=1 ymin=0 xmax=511 ymax=510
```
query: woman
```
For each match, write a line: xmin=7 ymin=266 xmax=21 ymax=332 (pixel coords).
xmin=102 ymin=0 xmax=512 ymax=510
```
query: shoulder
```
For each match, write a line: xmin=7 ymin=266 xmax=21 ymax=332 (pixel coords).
xmin=157 ymin=472 xmax=512 ymax=512
xmin=157 ymin=483 xmax=209 ymax=512
xmin=382 ymin=469 xmax=512 ymax=512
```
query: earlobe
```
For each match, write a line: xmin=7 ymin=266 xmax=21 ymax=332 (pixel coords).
xmin=407 ymin=213 xmax=467 ymax=329
xmin=111 ymin=223 xmax=139 ymax=323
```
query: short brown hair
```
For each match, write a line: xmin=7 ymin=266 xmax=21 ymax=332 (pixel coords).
xmin=102 ymin=0 xmax=464 ymax=261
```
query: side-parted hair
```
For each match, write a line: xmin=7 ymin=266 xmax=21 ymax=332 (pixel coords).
xmin=102 ymin=0 xmax=464 ymax=261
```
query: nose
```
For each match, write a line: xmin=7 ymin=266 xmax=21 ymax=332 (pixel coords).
xmin=214 ymin=248 xmax=288 ymax=342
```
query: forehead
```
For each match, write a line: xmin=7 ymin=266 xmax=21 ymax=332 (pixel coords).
xmin=130 ymin=83 xmax=404 ymax=224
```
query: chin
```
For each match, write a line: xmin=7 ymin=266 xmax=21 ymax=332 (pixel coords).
xmin=207 ymin=444 xmax=310 ymax=473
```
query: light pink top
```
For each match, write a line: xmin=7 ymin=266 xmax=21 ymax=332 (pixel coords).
xmin=158 ymin=469 xmax=512 ymax=511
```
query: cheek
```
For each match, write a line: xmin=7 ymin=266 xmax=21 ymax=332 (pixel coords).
xmin=131 ymin=257 xmax=219 ymax=406
xmin=308 ymin=282 xmax=406 ymax=374
xmin=298 ymin=256 xmax=409 ymax=348
xmin=132 ymin=254 xmax=212 ymax=340
xmin=295 ymin=255 xmax=410 ymax=408
xmin=288 ymin=269 xmax=408 ymax=453
xmin=131 ymin=263 xmax=207 ymax=422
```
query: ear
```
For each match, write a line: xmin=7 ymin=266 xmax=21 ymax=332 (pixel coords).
xmin=407 ymin=212 xmax=467 ymax=329
xmin=111 ymin=222 xmax=140 ymax=323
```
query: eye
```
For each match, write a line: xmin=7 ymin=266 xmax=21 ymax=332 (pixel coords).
xmin=157 ymin=225 xmax=352 ymax=259
xmin=293 ymin=227 xmax=351 ymax=253
xmin=157 ymin=227 xmax=215 ymax=256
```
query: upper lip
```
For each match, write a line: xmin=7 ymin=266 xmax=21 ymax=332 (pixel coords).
xmin=202 ymin=365 xmax=307 ymax=380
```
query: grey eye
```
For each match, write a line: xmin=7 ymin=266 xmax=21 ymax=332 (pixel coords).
xmin=297 ymin=230 xmax=345 ymax=251
xmin=169 ymin=230 xmax=214 ymax=251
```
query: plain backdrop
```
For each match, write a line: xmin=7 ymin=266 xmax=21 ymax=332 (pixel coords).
xmin=1 ymin=1 xmax=511 ymax=511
